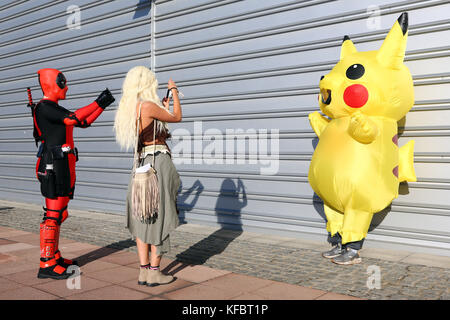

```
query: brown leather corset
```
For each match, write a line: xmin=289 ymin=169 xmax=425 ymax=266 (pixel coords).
xmin=138 ymin=120 xmax=171 ymax=152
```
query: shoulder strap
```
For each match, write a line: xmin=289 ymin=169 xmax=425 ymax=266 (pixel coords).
xmin=132 ymin=102 xmax=157 ymax=173
xmin=152 ymin=117 xmax=157 ymax=169
xmin=132 ymin=102 xmax=143 ymax=174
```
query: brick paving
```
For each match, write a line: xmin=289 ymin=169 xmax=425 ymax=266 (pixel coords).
xmin=2 ymin=227 xmax=334 ymax=301
xmin=0 ymin=227 xmax=358 ymax=301
xmin=0 ymin=201 xmax=449 ymax=300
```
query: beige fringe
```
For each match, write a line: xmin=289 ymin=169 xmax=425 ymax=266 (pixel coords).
xmin=131 ymin=168 xmax=159 ymax=222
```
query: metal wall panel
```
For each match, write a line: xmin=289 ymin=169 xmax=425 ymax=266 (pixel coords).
xmin=0 ymin=0 xmax=153 ymax=213
xmin=155 ymin=0 xmax=450 ymax=256
xmin=0 ymin=0 xmax=449 ymax=256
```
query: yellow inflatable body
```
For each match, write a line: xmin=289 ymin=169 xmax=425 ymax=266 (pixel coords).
xmin=308 ymin=13 xmax=416 ymax=245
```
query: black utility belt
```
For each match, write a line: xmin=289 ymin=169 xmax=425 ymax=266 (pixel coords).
xmin=37 ymin=144 xmax=79 ymax=162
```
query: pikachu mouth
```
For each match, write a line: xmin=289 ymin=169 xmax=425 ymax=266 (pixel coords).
xmin=320 ymin=88 xmax=332 ymax=105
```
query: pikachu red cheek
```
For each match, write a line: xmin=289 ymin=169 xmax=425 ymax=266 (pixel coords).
xmin=343 ymin=84 xmax=369 ymax=108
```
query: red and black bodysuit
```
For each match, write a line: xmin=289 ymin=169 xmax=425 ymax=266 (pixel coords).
xmin=32 ymin=68 xmax=115 ymax=279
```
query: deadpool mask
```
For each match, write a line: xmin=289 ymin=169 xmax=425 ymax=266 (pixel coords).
xmin=38 ymin=68 xmax=68 ymax=102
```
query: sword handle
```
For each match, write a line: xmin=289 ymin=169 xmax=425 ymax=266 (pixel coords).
xmin=27 ymin=87 xmax=33 ymax=106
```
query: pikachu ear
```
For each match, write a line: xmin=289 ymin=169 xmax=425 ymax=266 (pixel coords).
xmin=377 ymin=12 xmax=408 ymax=69
xmin=340 ymin=35 xmax=357 ymax=60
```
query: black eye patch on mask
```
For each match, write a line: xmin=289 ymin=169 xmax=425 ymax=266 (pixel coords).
xmin=56 ymin=73 xmax=67 ymax=89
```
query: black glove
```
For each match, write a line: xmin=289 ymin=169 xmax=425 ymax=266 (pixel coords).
xmin=95 ymin=88 xmax=115 ymax=109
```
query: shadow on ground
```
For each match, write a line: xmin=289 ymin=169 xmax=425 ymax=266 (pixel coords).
xmin=73 ymin=238 xmax=136 ymax=267
xmin=72 ymin=178 xmax=248 ymax=276
xmin=165 ymin=178 xmax=247 ymax=275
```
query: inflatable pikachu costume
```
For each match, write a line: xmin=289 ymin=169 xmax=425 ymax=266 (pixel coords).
xmin=308 ymin=12 xmax=416 ymax=265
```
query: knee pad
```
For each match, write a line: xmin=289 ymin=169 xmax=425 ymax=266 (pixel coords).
xmin=42 ymin=206 xmax=68 ymax=225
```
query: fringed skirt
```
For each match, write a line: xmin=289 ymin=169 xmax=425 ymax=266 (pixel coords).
xmin=126 ymin=152 xmax=181 ymax=255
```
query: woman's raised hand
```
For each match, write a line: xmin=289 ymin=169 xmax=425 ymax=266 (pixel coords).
xmin=162 ymin=96 xmax=170 ymax=109
xmin=168 ymin=79 xmax=177 ymax=89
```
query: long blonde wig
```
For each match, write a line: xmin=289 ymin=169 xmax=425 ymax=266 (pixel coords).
xmin=114 ymin=66 xmax=169 ymax=150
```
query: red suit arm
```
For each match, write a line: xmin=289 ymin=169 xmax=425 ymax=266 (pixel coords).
xmin=63 ymin=88 xmax=115 ymax=127
xmin=63 ymin=101 xmax=104 ymax=128
xmin=82 ymin=104 xmax=104 ymax=126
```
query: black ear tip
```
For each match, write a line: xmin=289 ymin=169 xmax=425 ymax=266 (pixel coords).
xmin=343 ymin=35 xmax=350 ymax=42
xmin=397 ymin=12 xmax=408 ymax=35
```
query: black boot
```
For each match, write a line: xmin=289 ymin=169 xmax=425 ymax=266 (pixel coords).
xmin=37 ymin=258 xmax=72 ymax=280
xmin=55 ymin=250 xmax=78 ymax=268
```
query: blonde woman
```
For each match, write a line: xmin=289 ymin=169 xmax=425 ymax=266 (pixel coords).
xmin=114 ymin=66 xmax=182 ymax=286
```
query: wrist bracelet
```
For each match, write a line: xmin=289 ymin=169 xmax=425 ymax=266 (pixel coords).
xmin=168 ymin=87 xmax=179 ymax=93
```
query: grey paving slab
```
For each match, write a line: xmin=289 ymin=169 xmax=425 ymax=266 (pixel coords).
xmin=0 ymin=200 xmax=448 ymax=300
xmin=400 ymin=253 xmax=450 ymax=269
xmin=360 ymin=247 xmax=413 ymax=262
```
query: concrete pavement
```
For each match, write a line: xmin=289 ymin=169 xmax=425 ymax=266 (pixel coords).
xmin=0 ymin=200 xmax=448 ymax=300
xmin=0 ymin=226 xmax=360 ymax=300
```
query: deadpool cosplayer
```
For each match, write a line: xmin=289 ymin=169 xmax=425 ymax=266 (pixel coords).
xmin=29 ymin=68 xmax=115 ymax=279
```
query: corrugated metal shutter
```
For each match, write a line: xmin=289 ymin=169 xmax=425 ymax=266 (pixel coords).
xmin=0 ymin=0 xmax=449 ymax=256
xmin=155 ymin=0 xmax=450 ymax=256
xmin=0 ymin=0 xmax=153 ymax=212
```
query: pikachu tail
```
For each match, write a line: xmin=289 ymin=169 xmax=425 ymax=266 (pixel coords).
xmin=399 ymin=140 xmax=416 ymax=182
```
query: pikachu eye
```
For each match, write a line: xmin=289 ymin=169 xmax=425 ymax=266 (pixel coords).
xmin=346 ymin=64 xmax=365 ymax=80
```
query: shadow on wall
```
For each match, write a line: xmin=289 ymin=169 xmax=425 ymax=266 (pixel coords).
xmin=215 ymin=178 xmax=246 ymax=232
xmin=312 ymin=192 xmax=392 ymax=239
xmin=164 ymin=178 xmax=247 ymax=274
xmin=177 ymin=180 xmax=204 ymax=225
xmin=133 ymin=0 xmax=151 ymax=19
xmin=310 ymin=120 xmax=411 ymax=243
xmin=311 ymin=137 xmax=328 ymax=232
xmin=397 ymin=116 xmax=411 ymax=196
xmin=368 ymin=117 xmax=412 ymax=229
